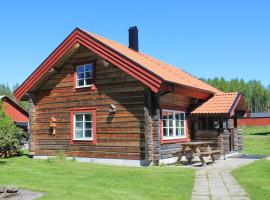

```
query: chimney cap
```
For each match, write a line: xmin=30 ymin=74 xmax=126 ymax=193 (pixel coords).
xmin=129 ymin=26 xmax=138 ymax=31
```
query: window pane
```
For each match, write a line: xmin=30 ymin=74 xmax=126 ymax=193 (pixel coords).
xmin=77 ymin=79 xmax=84 ymax=86
xmin=169 ymin=128 xmax=173 ymax=136
xmin=176 ymin=120 xmax=180 ymax=128
xmin=176 ymin=128 xmax=180 ymax=136
xmin=77 ymin=66 xmax=84 ymax=73
xmin=163 ymin=120 xmax=166 ymax=128
xmin=180 ymin=113 xmax=185 ymax=120
xmin=163 ymin=128 xmax=167 ymax=136
xmin=181 ymin=120 xmax=185 ymax=127
xmin=85 ymin=78 xmax=93 ymax=85
xmin=75 ymin=122 xmax=83 ymax=129
xmin=181 ymin=128 xmax=185 ymax=136
xmin=75 ymin=129 xmax=83 ymax=139
xmin=75 ymin=114 xmax=83 ymax=121
xmin=85 ymin=114 xmax=92 ymax=121
xmin=85 ymin=64 xmax=92 ymax=72
xmin=175 ymin=113 xmax=180 ymax=120
xmin=169 ymin=119 xmax=173 ymax=127
xmin=85 ymin=129 xmax=92 ymax=138
xmin=85 ymin=71 xmax=92 ymax=78
xmin=77 ymin=73 xmax=84 ymax=79
xmin=85 ymin=122 xmax=92 ymax=129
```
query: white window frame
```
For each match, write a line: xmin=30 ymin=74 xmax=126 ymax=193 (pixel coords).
xmin=76 ymin=64 xmax=93 ymax=88
xmin=73 ymin=112 xmax=93 ymax=141
xmin=162 ymin=109 xmax=186 ymax=140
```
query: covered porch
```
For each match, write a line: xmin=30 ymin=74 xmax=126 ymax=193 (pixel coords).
xmin=189 ymin=92 xmax=249 ymax=156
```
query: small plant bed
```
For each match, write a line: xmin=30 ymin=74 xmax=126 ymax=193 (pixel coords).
xmin=232 ymin=159 xmax=270 ymax=200
xmin=0 ymin=154 xmax=194 ymax=200
xmin=243 ymin=126 xmax=270 ymax=156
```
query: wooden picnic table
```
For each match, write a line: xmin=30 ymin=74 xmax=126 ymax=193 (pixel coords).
xmin=174 ymin=141 xmax=222 ymax=166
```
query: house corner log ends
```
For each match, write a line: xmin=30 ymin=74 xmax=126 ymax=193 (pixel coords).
xmin=144 ymin=87 xmax=161 ymax=164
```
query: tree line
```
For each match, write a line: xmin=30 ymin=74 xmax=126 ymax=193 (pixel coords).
xmin=201 ymin=78 xmax=270 ymax=113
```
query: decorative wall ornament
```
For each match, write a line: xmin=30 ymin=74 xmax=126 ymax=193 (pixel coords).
xmin=109 ymin=104 xmax=117 ymax=113
xmin=49 ymin=117 xmax=57 ymax=135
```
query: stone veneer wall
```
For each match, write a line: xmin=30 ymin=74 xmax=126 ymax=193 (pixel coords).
xmin=218 ymin=130 xmax=230 ymax=155
xmin=218 ymin=129 xmax=244 ymax=155
xmin=234 ymin=128 xmax=239 ymax=151
xmin=236 ymin=129 xmax=244 ymax=151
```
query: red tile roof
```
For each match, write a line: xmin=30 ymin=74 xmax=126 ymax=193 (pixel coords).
xmin=191 ymin=92 xmax=240 ymax=115
xmin=84 ymin=31 xmax=221 ymax=94
xmin=14 ymin=28 xmax=222 ymax=101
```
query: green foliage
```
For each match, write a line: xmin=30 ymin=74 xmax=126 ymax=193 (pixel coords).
xmin=0 ymin=83 xmax=13 ymax=98
xmin=201 ymin=77 xmax=270 ymax=112
xmin=0 ymin=101 xmax=26 ymax=158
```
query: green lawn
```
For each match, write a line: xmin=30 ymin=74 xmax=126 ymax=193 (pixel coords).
xmin=233 ymin=126 xmax=270 ymax=200
xmin=243 ymin=126 xmax=270 ymax=136
xmin=0 ymin=155 xmax=194 ymax=200
xmin=242 ymin=126 xmax=270 ymax=155
xmin=232 ymin=159 xmax=270 ymax=200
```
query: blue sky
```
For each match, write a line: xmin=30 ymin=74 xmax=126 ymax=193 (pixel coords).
xmin=0 ymin=0 xmax=269 ymax=88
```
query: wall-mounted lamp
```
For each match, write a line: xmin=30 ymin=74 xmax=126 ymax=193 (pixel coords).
xmin=109 ymin=104 xmax=117 ymax=113
xmin=49 ymin=117 xmax=57 ymax=135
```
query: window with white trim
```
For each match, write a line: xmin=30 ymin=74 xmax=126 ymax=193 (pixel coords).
xmin=76 ymin=64 xmax=93 ymax=87
xmin=74 ymin=113 xmax=93 ymax=140
xmin=162 ymin=110 xmax=186 ymax=140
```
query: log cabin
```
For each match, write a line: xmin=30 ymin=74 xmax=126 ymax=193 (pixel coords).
xmin=0 ymin=95 xmax=29 ymax=130
xmin=14 ymin=27 xmax=249 ymax=166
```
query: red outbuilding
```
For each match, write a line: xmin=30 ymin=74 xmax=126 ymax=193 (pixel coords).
xmin=0 ymin=95 xmax=29 ymax=129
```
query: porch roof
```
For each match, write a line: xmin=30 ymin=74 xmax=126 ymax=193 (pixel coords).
xmin=191 ymin=92 xmax=249 ymax=117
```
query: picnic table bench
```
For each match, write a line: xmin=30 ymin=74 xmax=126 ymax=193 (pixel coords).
xmin=173 ymin=141 xmax=222 ymax=166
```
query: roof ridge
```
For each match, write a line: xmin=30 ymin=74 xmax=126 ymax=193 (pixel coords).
xmin=214 ymin=92 xmax=238 ymax=96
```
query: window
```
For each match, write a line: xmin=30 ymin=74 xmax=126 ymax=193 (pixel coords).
xmin=74 ymin=113 xmax=93 ymax=140
xmin=162 ymin=110 xmax=186 ymax=140
xmin=76 ymin=64 xmax=93 ymax=87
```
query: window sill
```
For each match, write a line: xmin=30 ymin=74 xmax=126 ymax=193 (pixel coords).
xmin=73 ymin=84 xmax=96 ymax=92
xmin=70 ymin=139 xmax=96 ymax=145
xmin=161 ymin=138 xmax=190 ymax=144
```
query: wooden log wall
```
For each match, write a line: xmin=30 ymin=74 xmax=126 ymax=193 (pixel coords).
xmin=193 ymin=130 xmax=219 ymax=143
xmin=31 ymin=46 xmax=146 ymax=160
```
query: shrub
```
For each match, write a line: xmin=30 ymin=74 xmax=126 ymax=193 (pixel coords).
xmin=0 ymin=101 xmax=26 ymax=158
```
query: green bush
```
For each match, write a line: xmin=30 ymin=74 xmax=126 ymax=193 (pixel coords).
xmin=0 ymin=101 xmax=27 ymax=158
